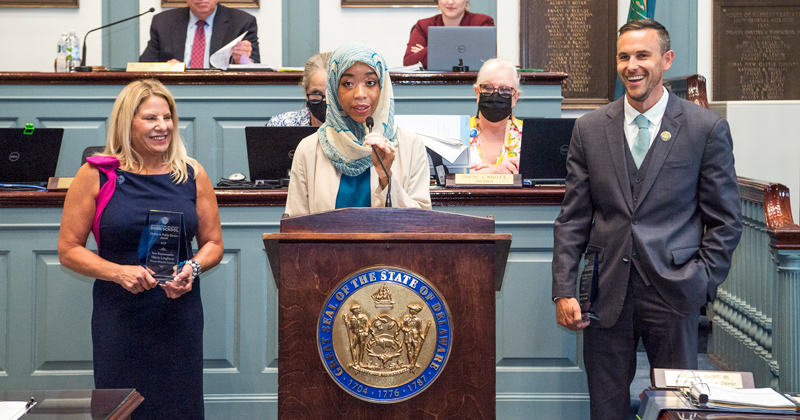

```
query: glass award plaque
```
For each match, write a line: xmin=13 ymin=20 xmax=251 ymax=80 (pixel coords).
xmin=139 ymin=210 xmax=185 ymax=284
xmin=578 ymin=252 xmax=600 ymax=321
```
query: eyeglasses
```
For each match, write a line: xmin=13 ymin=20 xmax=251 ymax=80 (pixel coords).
xmin=306 ymin=92 xmax=326 ymax=104
xmin=479 ymin=84 xmax=516 ymax=98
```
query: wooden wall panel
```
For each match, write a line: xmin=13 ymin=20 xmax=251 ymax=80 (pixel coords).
xmin=0 ymin=253 xmax=7 ymax=374
xmin=34 ymin=252 xmax=93 ymax=372
xmin=202 ymin=251 xmax=240 ymax=369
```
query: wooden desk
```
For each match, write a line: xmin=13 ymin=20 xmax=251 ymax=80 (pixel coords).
xmin=0 ymin=71 xmax=565 ymax=183
xmin=0 ymin=187 xmax=584 ymax=419
xmin=0 ymin=186 xmax=567 ymax=208
xmin=0 ymin=389 xmax=142 ymax=419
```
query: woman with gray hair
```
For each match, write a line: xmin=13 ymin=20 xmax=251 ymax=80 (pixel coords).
xmin=469 ymin=58 xmax=523 ymax=174
xmin=267 ymin=51 xmax=332 ymax=127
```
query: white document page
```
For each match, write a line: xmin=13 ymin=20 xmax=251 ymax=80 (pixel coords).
xmin=394 ymin=115 xmax=470 ymax=165
xmin=0 ymin=401 xmax=30 ymax=420
xmin=389 ymin=62 xmax=423 ymax=72
xmin=210 ymin=32 xmax=247 ymax=70
xmin=704 ymin=383 xmax=798 ymax=409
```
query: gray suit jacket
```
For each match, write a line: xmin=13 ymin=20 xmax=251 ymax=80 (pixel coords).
xmin=552 ymin=91 xmax=742 ymax=328
xmin=139 ymin=4 xmax=260 ymax=64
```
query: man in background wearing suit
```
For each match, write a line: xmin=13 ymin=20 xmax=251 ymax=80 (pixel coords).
xmin=139 ymin=0 xmax=260 ymax=67
xmin=551 ymin=19 xmax=742 ymax=419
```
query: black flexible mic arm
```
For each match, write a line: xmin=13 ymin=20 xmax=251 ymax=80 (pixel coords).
xmin=80 ymin=7 xmax=156 ymax=67
xmin=365 ymin=117 xmax=392 ymax=208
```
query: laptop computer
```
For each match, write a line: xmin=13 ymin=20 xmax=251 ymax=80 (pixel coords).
xmin=245 ymin=126 xmax=318 ymax=185
xmin=427 ymin=26 xmax=497 ymax=71
xmin=518 ymin=118 xmax=576 ymax=186
xmin=0 ymin=128 xmax=64 ymax=188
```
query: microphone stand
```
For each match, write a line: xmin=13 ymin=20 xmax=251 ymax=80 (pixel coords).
xmin=76 ymin=7 xmax=156 ymax=72
xmin=366 ymin=117 xmax=392 ymax=208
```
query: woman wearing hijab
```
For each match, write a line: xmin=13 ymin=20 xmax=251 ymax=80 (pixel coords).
xmin=285 ymin=43 xmax=431 ymax=217
xmin=468 ymin=58 xmax=523 ymax=174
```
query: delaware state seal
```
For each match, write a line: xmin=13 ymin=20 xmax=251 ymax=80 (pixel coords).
xmin=317 ymin=266 xmax=453 ymax=403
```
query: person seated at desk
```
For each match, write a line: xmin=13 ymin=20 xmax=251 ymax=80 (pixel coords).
xmin=139 ymin=0 xmax=260 ymax=68
xmin=57 ymin=79 xmax=223 ymax=419
xmin=266 ymin=52 xmax=331 ymax=127
xmin=469 ymin=58 xmax=522 ymax=174
xmin=403 ymin=0 xmax=494 ymax=68
xmin=285 ymin=43 xmax=432 ymax=217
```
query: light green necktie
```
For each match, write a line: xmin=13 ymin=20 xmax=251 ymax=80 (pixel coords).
xmin=632 ymin=114 xmax=650 ymax=168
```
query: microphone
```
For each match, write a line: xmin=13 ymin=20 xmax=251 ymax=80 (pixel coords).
xmin=366 ymin=117 xmax=392 ymax=208
xmin=76 ymin=7 xmax=156 ymax=72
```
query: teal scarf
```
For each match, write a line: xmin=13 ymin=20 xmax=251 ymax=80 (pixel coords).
xmin=317 ymin=43 xmax=398 ymax=176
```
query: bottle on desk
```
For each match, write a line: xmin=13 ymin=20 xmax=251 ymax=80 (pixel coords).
xmin=65 ymin=29 xmax=81 ymax=72
xmin=56 ymin=32 xmax=68 ymax=72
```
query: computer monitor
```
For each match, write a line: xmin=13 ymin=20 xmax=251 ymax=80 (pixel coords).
xmin=0 ymin=128 xmax=64 ymax=187
xmin=245 ymin=126 xmax=318 ymax=184
xmin=427 ymin=26 xmax=497 ymax=71
xmin=518 ymin=118 xmax=575 ymax=186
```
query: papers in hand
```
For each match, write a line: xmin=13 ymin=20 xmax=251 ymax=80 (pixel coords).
xmin=209 ymin=32 xmax=247 ymax=70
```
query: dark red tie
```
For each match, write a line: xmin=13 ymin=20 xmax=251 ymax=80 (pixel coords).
xmin=189 ymin=20 xmax=207 ymax=69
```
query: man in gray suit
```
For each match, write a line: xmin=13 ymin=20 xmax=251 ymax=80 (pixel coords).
xmin=139 ymin=0 xmax=260 ymax=67
xmin=552 ymin=19 xmax=742 ymax=419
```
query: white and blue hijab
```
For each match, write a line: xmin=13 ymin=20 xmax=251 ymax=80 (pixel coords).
xmin=318 ymin=43 xmax=398 ymax=176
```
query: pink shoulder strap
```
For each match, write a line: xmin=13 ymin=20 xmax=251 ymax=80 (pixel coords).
xmin=86 ymin=156 xmax=120 ymax=250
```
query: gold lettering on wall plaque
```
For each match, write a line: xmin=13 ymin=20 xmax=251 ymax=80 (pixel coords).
xmin=520 ymin=0 xmax=617 ymax=106
xmin=713 ymin=0 xmax=800 ymax=100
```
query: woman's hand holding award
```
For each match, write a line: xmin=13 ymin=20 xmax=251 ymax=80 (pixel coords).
xmin=139 ymin=210 xmax=187 ymax=284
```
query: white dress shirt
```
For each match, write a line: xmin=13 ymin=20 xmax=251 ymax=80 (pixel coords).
xmin=183 ymin=9 xmax=217 ymax=68
xmin=623 ymin=86 xmax=670 ymax=152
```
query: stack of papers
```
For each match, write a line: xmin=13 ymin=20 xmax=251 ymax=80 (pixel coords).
xmin=227 ymin=64 xmax=275 ymax=71
xmin=389 ymin=62 xmax=424 ymax=72
xmin=697 ymin=383 xmax=799 ymax=413
xmin=393 ymin=115 xmax=470 ymax=164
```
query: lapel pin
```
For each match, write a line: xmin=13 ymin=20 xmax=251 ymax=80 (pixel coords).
xmin=660 ymin=131 xmax=672 ymax=141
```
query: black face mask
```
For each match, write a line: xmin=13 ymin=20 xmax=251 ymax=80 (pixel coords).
xmin=307 ymin=100 xmax=326 ymax=124
xmin=477 ymin=92 xmax=512 ymax=123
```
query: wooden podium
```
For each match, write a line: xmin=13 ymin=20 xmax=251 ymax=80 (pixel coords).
xmin=263 ymin=208 xmax=511 ymax=419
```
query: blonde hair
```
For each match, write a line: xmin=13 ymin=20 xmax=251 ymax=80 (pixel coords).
xmin=302 ymin=51 xmax=332 ymax=92
xmin=104 ymin=79 xmax=197 ymax=183
xmin=474 ymin=58 xmax=521 ymax=91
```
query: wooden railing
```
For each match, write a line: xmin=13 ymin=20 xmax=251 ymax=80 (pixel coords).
xmin=710 ymin=177 xmax=800 ymax=392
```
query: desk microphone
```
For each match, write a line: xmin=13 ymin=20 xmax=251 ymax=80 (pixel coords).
xmin=366 ymin=116 xmax=391 ymax=208
xmin=76 ymin=7 xmax=156 ymax=72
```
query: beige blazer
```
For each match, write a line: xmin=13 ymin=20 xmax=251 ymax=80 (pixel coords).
xmin=285 ymin=127 xmax=432 ymax=217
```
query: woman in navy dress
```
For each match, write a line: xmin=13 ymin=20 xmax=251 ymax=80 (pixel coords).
xmin=58 ymin=79 xmax=223 ymax=419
